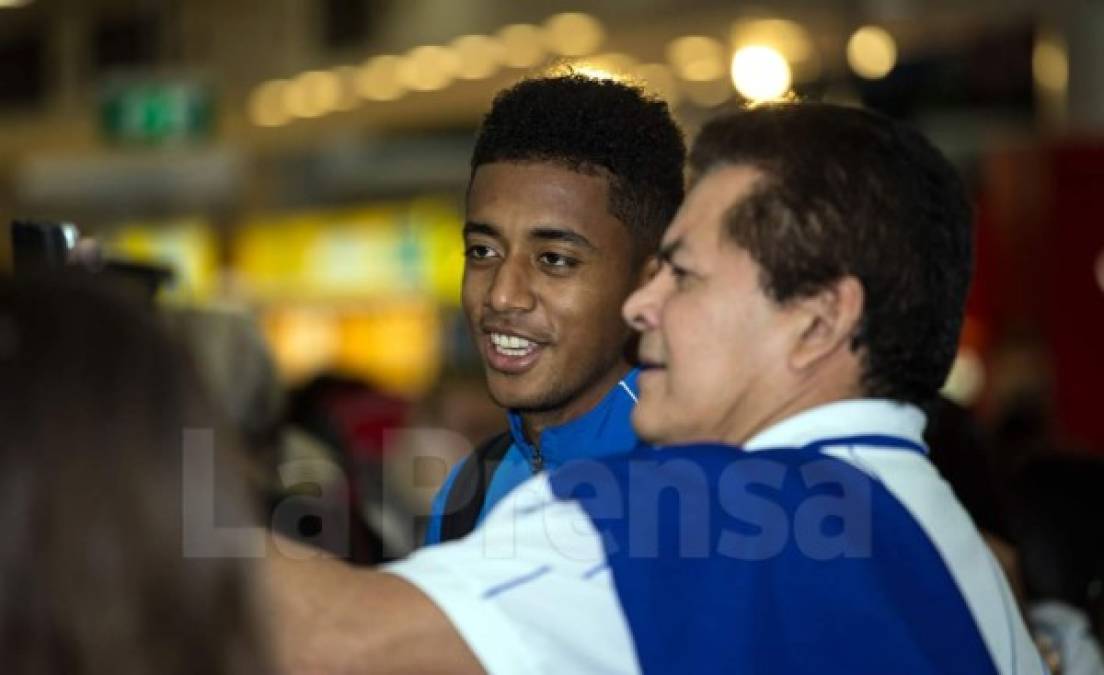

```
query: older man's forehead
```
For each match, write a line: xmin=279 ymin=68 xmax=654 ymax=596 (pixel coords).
xmin=664 ymin=164 xmax=765 ymax=248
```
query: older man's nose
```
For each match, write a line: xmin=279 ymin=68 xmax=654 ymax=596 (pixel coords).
xmin=623 ymin=274 xmax=664 ymax=332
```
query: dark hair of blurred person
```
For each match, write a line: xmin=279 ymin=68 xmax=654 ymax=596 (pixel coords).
xmin=925 ymin=395 xmax=1009 ymax=538
xmin=0 ymin=274 xmax=272 ymax=675
xmin=1013 ymin=456 xmax=1104 ymax=622
xmin=1009 ymin=455 xmax=1104 ymax=675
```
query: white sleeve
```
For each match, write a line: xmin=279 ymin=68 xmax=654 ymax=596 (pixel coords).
xmin=384 ymin=473 xmax=640 ymax=675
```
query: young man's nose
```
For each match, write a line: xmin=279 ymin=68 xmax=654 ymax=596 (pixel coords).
xmin=487 ymin=258 xmax=536 ymax=313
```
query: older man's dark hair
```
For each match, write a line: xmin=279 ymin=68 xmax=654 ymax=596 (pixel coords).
xmin=690 ymin=103 xmax=972 ymax=405
xmin=471 ymin=74 xmax=686 ymax=259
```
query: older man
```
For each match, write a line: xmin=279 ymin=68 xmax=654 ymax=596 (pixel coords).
xmin=267 ymin=103 xmax=1042 ymax=674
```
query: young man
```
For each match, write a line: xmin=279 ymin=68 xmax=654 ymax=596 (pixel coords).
xmin=267 ymin=103 xmax=1043 ymax=674
xmin=424 ymin=75 xmax=686 ymax=543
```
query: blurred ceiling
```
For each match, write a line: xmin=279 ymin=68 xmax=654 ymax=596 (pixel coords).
xmin=0 ymin=0 xmax=1088 ymax=219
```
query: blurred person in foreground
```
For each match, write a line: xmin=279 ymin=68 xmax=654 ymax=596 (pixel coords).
xmin=0 ymin=275 xmax=272 ymax=674
xmin=424 ymin=74 xmax=686 ymax=543
xmin=267 ymin=103 xmax=1042 ymax=674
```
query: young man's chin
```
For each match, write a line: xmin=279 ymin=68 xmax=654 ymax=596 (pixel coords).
xmin=484 ymin=371 xmax=545 ymax=410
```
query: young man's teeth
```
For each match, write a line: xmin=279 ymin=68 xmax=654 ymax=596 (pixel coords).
xmin=491 ymin=333 xmax=536 ymax=356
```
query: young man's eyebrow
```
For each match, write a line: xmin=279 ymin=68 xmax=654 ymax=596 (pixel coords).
xmin=463 ymin=222 xmax=501 ymax=238
xmin=530 ymin=226 xmax=597 ymax=251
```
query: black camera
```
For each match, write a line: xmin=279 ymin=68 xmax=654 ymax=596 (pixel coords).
xmin=9 ymin=220 xmax=82 ymax=273
xmin=8 ymin=219 xmax=173 ymax=300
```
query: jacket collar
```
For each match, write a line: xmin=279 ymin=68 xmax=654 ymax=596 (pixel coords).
xmin=506 ymin=369 xmax=641 ymax=466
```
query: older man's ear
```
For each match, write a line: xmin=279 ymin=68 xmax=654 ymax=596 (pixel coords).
xmin=787 ymin=275 xmax=865 ymax=374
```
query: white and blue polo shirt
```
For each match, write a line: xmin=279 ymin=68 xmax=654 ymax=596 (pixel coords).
xmin=388 ymin=399 xmax=1043 ymax=674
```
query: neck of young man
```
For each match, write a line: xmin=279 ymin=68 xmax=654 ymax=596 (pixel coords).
xmin=518 ymin=360 xmax=634 ymax=450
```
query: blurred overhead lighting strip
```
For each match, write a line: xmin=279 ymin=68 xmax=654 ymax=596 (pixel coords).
xmin=667 ymin=36 xmax=727 ymax=82
xmin=496 ymin=23 xmax=548 ymax=68
xmin=356 ymin=56 xmax=407 ymax=101
xmin=246 ymin=12 xmax=608 ymax=128
xmin=450 ymin=35 xmax=506 ymax=80
xmin=330 ymin=66 xmax=362 ymax=111
xmin=286 ymin=70 xmax=343 ymax=118
xmin=543 ymin=12 xmax=605 ymax=57
xmin=249 ymin=80 xmax=291 ymax=127
xmin=396 ymin=45 xmax=460 ymax=92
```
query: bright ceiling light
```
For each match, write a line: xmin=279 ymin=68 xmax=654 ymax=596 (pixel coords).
xmin=732 ymin=19 xmax=814 ymax=65
xmin=356 ymin=55 xmax=406 ymax=101
xmin=284 ymin=70 xmax=341 ymax=118
xmin=667 ymin=36 xmax=726 ymax=82
xmin=847 ymin=26 xmax=897 ymax=80
xmin=543 ymin=12 xmax=605 ymax=57
xmin=249 ymin=80 xmax=290 ymax=128
xmin=397 ymin=45 xmax=460 ymax=92
xmin=1033 ymin=35 xmax=1068 ymax=93
xmin=731 ymin=45 xmax=792 ymax=102
xmin=450 ymin=35 xmax=506 ymax=80
xmin=0 ymin=0 xmax=33 ymax=8
xmin=497 ymin=24 xmax=547 ymax=68
xmin=330 ymin=66 xmax=361 ymax=111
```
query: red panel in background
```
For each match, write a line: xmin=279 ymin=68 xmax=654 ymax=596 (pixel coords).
xmin=1042 ymin=142 xmax=1104 ymax=453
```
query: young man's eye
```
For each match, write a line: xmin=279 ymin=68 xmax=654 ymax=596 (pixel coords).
xmin=539 ymin=252 xmax=579 ymax=268
xmin=464 ymin=244 xmax=498 ymax=261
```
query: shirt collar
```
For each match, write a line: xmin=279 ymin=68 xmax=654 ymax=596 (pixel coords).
xmin=507 ymin=368 xmax=641 ymax=465
xmin=742 ymin=398 xmax=928 ymax=452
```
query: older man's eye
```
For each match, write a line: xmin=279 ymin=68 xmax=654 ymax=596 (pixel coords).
xmin=669 ymin=263 xmax=693 ymax=288
xmin=539 ymin=252 xmax=579 ymax=268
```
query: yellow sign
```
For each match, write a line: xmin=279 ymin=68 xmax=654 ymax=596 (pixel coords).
xmin=233 ymin=199 xmax=463 ymax=304
xmin=102 ymin=218 xmax=219 ymax=301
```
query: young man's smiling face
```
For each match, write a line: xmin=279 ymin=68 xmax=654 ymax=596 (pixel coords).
xmin=463 ymin=161 xmax=645 ymax=422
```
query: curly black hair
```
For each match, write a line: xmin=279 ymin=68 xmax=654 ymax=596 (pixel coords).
xmin=471 ymin=74 xmax=686 ymax=258
xmin=690 ymin=103 xmax=973 ymax=406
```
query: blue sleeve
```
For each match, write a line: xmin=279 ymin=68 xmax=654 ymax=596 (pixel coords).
xmin=423 ymin=458 xmax=467 ymax=546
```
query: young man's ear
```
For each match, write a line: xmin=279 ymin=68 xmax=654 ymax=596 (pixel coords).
xmin=789 ymin=276 xmax=864 ymax=372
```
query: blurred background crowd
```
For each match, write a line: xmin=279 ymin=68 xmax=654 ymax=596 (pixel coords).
xmin=0 ymin=0 xmax=1103 ymax=672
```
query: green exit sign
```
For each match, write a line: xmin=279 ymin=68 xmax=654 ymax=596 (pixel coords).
xmin=101 ymin=81 xmax=214 ymax=145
